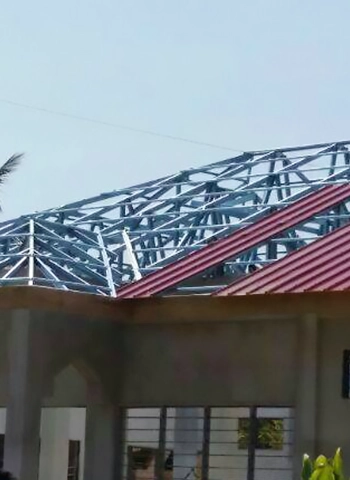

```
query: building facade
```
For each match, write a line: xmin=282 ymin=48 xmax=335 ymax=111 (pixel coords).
xmin=0 ymin=288 xmax=348 ymax=480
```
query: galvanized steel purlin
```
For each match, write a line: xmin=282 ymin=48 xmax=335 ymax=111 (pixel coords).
xmin=216 ymin=221 xmax=350 ymax=295
xmin=0 ymin=141 xmax=350 ymax=294
xmin=117 ymin=184 xmax=350 ymax=298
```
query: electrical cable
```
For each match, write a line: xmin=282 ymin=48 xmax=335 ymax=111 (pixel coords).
xmin=0 ymin=98 xmax=245 ymax=153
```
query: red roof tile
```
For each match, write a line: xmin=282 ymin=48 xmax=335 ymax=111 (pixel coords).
xmin=215 ymin=222 xmax=350 ymax=295
xmin=117 ymin=184 xmax=350 ymax=298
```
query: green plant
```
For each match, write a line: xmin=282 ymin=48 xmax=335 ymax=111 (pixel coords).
xmin=301 ymin=448 xmax=345 ymax=480
xmin=238 ymin=418 xmax=284 ymax=450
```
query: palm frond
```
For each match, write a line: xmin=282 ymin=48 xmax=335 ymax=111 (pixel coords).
xmin=0 ymin=153 xmax=24 ymax=186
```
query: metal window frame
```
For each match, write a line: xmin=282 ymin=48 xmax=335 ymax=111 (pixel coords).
xmin=122 ymin=405 xmax=294 ymax=480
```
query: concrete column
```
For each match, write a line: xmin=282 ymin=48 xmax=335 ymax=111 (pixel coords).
xmin=293 ymin=314 xmax=319 ymax=477
xmin=84 ymin=384 xmax=123 ymax=480
xmin=4 ymin=310 xmax=43 ymax=480
xmin=39 ymin=409 xmax=70 ymax=480
xmin=173 ymin=408 xmax=203 ymax=480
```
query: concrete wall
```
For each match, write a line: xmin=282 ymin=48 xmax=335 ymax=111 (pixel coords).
xmin=0 ymin=364 xmax=87 ymax=408
xmin=3 ymin=303 xmax=350 ymax=479
xmin=118 ymin=319 xmax=298 ymax=406
xmin=44 ymin=367 xmax=87 ymax=408
xmin=317 ymin=318 xmax=350 ymax=456
xmin=116 ymin=315 xmax=350 ymax=476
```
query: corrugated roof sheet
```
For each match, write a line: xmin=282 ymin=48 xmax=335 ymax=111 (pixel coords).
xmin=117 ymin=184 xmax=350 ymax=298
xmin=215 ymin=222 xmax=350 ymax=295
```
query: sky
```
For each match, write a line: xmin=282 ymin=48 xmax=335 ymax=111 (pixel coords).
xmin=0 ymin=0 xmax=349 ymax=219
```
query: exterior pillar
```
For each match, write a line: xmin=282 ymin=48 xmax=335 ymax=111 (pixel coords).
xmin=84 ymin=384 xmax=123 ymax=480
xmin=39 ymin=409 xmax=70 ymax=480
xmin=293 ymin=314 xmax=319 ymax=477
xmin=173 ymin=408 xmax=203 ymax=480
xmin=4 ymin=310 xmax=43 ymax=480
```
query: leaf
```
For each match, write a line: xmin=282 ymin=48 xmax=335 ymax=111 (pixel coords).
xmin=0 ymin=153 xmax=24 ymax=212
xmin=302 ymin=454 xmax=313 ymax=480
xmin=314 ymin=456 xmax=329 ymax=469
xmin=318 ymin=464 xmax=335 ymax=480
xmin=333 ymin=448 xmax=345 ymax=480
xmin=0 ymin=153 xmax=23 ymax=186
xmin=311 ymin=464 xmax=335 ymax=480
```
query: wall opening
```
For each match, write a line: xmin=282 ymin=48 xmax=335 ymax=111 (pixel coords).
xmin=0 ymin=407 xmax=86 ymax=480
xmin=68 ymin=440 xmax=81 ymax=480
xmin=122 ymin=406 xmax=294 ymax=480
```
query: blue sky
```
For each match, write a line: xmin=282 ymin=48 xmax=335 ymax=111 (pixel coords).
xmin=0 ymin=0 xmax=349 ymax=219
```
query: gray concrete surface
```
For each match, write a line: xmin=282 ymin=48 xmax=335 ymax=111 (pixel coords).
xmin=0 ymin=289 xmax=348 ymax=479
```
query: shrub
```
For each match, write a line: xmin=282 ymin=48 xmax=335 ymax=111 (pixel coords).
xmin=302 ymin=448 xmax=345 ymax=480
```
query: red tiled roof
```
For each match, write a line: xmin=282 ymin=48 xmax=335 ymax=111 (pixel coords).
xmin=117 ymin=184 xmax=350 ymax=298
xmin=215 ymin=222 xmax=350 ymax=295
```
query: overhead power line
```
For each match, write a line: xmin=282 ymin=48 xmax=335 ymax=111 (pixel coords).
xmin=0 ymin=98 xmax=245 ymax=153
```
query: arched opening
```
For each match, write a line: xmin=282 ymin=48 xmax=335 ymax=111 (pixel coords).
xmin=38 ymin=363 xmax=91 ymax=480
xmin=0 ymin=361 xmax=94 ymax=480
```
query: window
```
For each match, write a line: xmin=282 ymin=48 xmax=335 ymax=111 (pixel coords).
xmin=67 ymin=440 xmax=80 ymax=480
xmin=342 ymin=350 xmax=350 ymax=398
xmin=238 ymin=418 xmax=284 ymax=450
xmin=123 ymin=407 xmax=294 ymax=480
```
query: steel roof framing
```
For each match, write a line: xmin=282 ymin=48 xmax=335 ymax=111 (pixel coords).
xmin=0 ymin=140 xmax=349 ymax=294
xmin=117 ymin=184 xmax=350 ymax=297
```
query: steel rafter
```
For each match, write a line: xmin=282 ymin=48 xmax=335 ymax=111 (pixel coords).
xmin=0 ymin=140 xmax=349 ymax=295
